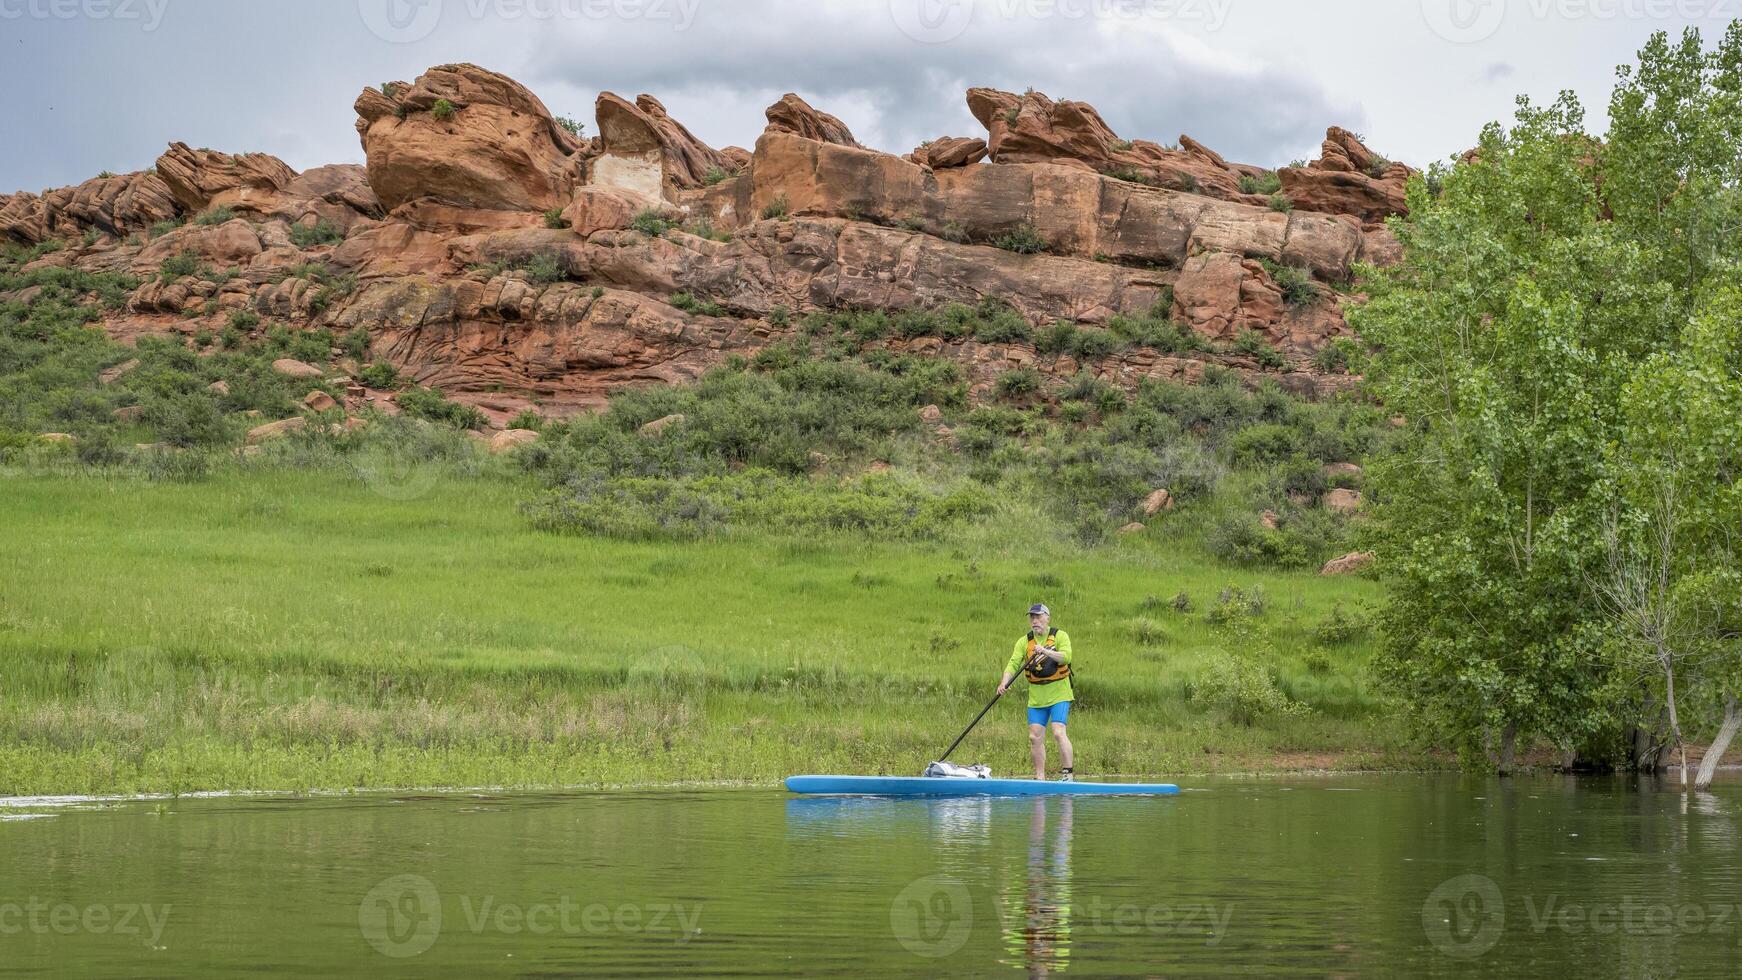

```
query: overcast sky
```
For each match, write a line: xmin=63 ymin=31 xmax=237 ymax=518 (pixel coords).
xmin=0 ymin=0 xmax=1732 ymax=193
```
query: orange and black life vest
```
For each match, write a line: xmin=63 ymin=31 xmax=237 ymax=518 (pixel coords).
xmin=1024 ymin=628 xmax=1071 ymax=685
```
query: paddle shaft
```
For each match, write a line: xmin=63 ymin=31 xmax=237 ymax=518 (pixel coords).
xmin=937 ymin=655 xmax=1038 ymax=763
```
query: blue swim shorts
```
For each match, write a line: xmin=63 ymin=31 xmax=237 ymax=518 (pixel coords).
xmin=1026 ymin=701 xmax=1071 ymax=727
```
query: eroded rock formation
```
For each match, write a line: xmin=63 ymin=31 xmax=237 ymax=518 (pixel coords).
xmin=6 ymin=67 xmax=1411 ymax=423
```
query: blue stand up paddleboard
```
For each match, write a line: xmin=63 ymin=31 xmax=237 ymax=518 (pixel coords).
xmin=785 ymin=775 xmax=1179 ymax=797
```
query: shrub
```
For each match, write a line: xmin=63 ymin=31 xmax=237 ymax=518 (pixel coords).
xmin=1109 ymin=139 xmax=1133 ymax=152
xmin=973 ymin=310 xmax=1031 ymax=344
xmin=157 ymin=253 xmax=200 ymax=282
xmin=1232 ymin=329 xmax=1286 ymax=370
xmin=994 ymin=367 xmax=1040 ymax=399
xmin=148 ymin=219 xmax=181 ymax=239
xmin=289 ymin=220 xmax=344 ymax=248
xmin=228 ymin=309 xmax=261 ymax=332
xmin=1204 ymin=515 xmax=1311 ymax=569
xmin=1103 ymin=166 xmax=1154 ymax=185
xmin=1068 ymin=327 xmax=1119 ymax=360
xmin=1238 ymin=170 xmax=1282 ymax=195
xmin=992 ymin=223 xmax=1047 ymax=254
xmin=543 ymin=209 xmax=570 ymax=230
xmin=1035 ymin=320 xmax=1077 ymax=355
xmin=702 ymin=167 xmax=733 ymax=186
xmin=630 ymin=208 xmax=676 ymax=236
xmin=1260 ymin=259 xmax=1317 ymax=307
xmin=1176 ymin=172 xmax=1199 ymax=193
xmin=938 ymin=220 xmax=969 ymax=244
xmin=670 ymin=292 xmax=725 ymax=317
xmin=397 ymin=386 xmax=484 ymax=429
xmin=341 ymin=326 xmax=371 ymax=360
xmin=1131 ymin=617 xmax=1164 ymax=645
xmin=1170 ymin=591 xmax=1194 ymax=613
xmin=554 ymin=115 xmax=585 ymax=138
xmin=1314 ymin=604 xmax=1368 ymax=645
xmin=760 ymin=194 xmax=790 ymax=221
xmin=431 ymin=99 xmax=455 ymax=121
xmin=521 ymin=253 xmax=563 ymax=285
xmin=1312 ymin=337 xmax=1363 ymax=375
xmin=509 ymin=410 xmax=545 ymax=431
xmin=357 ymin=362 xmax=402 ymax=389
xmin=768 ymin=306 xmax=790 ymax=328
xmin=194 ymin=206 xmax=235 ymax=226
xmin=1228 ymin=422 xmax=1302 ymax=465
xmin=1267 ymin=193 xmax=1294 ymax=213
xmin=1191 ymin=647 xmax=1303 ymax=724
xmin=1366 ymin=154 xmax=1392 ymax=178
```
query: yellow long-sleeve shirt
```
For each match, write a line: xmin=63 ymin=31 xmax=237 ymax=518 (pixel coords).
xmin=1007 ymin=629 xmax=1074 ymax=708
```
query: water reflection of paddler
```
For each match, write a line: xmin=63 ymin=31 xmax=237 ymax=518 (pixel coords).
xmin=1001 ymin=796 xmax=1073 ymax=976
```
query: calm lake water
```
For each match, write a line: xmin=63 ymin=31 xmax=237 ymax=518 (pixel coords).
xmin=2 ymin=774 xmax=1739 ymax=977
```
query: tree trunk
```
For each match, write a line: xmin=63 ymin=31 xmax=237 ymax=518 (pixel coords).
xmin=1694 ymin=696 xmax=1740 ymax=791
xmin=1632 ymin=692 xmax=1663 ymax=772
xmin=1498 ymin=722 xmax=1518 ymax=776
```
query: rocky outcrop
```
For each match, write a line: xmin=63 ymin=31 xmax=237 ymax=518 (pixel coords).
xmin=764 ymin=93 xmax=861 ymax=147
xmin=1279 ymin=127 xmax=1411 ymax=226
xmin=355 ymin=64 xmax=581 ymax=213
xmin=593 ymin=93 xmax=735 ymax=197
xmin=0 ymin=170 xmax=180 ymax=243
xmin=154 ymin=143 xmax=298 ymax=215
xmin=14 ymin=65 xmax=1414 ymax=425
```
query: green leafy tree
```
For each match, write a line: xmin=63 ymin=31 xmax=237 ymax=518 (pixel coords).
xmin=1350 ymin=27 xmax=1742 ymax=771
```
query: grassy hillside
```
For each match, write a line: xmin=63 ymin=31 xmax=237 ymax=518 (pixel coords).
xmin=0 ymin=238 xmax=1426 ymax=795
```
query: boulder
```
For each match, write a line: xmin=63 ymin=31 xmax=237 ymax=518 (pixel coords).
xmin=1323 ymin=488 xmax=1364 ymax=513
xmin=154 ymin=142 xmax=298 ymax=214
xmin=1324 ymin=462 xmax=1363 ymax=482
xmin=910 ymin=137 xmax=988 ymax=170
xmin=207 ymin=380 xmax=230 ymax=396
xmin=1117 ymin=522 xmax=1146 ymax=534
xmin=1142 ymin=488 xmax=1174 ymax=516
xmin=355 ymin=64 xmax=580 ymax=212
xmin=304 ymin=390 xmax=338 ymax=412
xmin=919 ymin=404 xmax=944 ymax=424
xmin=488 ymin=428 xmax=540 ymax=453
xmin=39 ymin=432 xmax=75 ymax=444
xmin=1260 ymin=509 xmax=1280 ymax=530
xmin=638 ymin=413 xmax=685 ymax=436
xmin=1320 ymin=551 xmax=1376 ymax=576
xmin=246 ymin=417 xmax=306 ymax=444
xmin=112 ymin=405 xmax=144 ymax=422
xmin=273 ymin=358 xmax=323 ymax=379
xmin=764 ymin=93 xmax=861 ymax=147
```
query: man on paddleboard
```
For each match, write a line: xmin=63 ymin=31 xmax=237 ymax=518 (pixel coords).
xmin=998 ymin=603 xmax=1075 ymax=781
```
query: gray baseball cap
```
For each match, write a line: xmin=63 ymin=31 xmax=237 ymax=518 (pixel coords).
xmin=1027 ymin=603 xmax=1050 ymax=616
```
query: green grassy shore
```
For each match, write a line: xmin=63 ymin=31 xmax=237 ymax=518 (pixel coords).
xmin=0 ymin=468 xmax=1422 ymax=796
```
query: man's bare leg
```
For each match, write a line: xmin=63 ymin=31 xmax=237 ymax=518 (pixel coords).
xmin=1029 ymin=723 xmax=1047 ymax=779
xmin=1051 ymin=722 xmax=1073 ymax=774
